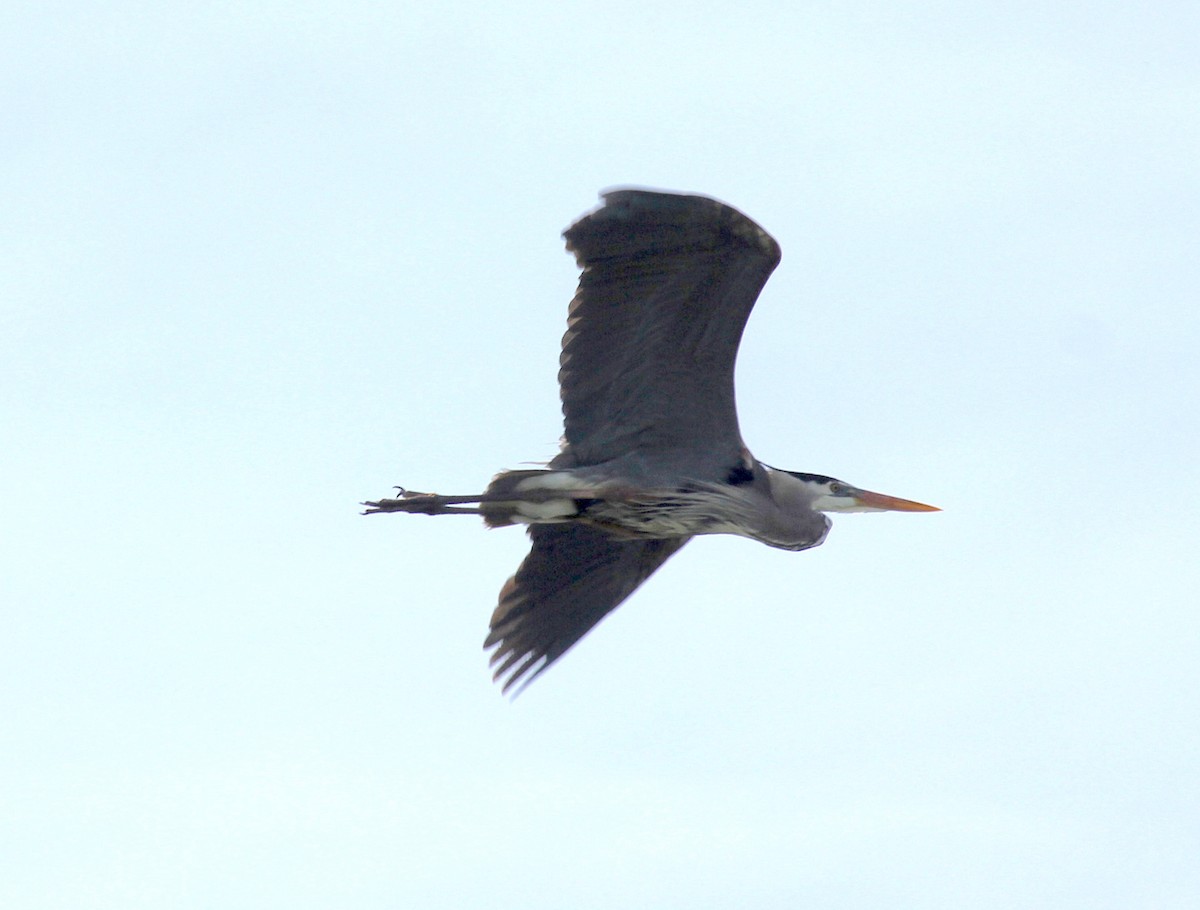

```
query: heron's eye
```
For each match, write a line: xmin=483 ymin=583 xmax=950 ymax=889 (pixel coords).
xmin=830 ymin=482 xmax=851 ymax=496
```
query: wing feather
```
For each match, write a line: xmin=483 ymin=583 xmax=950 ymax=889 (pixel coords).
xmin=558 ymin=190 xmax=781 ymax=477
xmin=485 ymin=524 xmax=689 ymax=693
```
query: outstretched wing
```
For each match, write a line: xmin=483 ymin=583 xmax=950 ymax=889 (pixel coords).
xmin=485 ymin=524 xmax=689 ymax=693
xmin=558 ymin=190 xmax=781 ymax=477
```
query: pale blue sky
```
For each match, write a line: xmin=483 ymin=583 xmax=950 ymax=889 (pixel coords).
xmin=3 ymin=2 xmax=1199 ymax=908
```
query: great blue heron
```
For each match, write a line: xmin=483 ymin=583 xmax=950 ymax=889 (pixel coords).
xmin=366 ymin=189 xmax=938 ymax=693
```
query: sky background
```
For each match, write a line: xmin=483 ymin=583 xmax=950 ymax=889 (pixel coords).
xmin=3 ymin=2 xmax=1199 ymax=907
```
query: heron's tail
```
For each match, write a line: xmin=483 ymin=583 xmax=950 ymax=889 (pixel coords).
xmin=481 ymin=469 xmax=597 ymax=528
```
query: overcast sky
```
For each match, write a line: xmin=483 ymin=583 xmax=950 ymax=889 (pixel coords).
xmin=3 ymin=2 xmax=1199 ymax=908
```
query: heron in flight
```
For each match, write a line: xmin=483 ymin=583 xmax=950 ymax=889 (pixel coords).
xmin=366 ymin=189 xmax=938 ymax=692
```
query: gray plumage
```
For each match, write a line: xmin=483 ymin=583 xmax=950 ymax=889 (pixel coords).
xmin=556 ymin=189 xmax=778 ymax=475
xmin=365 ymin=189 xmax=938 ymax=693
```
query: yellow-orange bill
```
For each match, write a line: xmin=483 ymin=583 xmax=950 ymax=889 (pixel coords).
xmin=855 ymin=489 xmax=941 ymax=512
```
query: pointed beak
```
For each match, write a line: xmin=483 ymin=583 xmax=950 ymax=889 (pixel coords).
xmin=853 ymin=489 xmax=941 ymax=512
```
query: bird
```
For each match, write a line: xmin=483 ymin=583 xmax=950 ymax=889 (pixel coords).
xmin=365 ymin=189 xmax=938 ymax=693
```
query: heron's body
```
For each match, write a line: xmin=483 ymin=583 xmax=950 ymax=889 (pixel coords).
xmin=478 ymin=462 xmax=830 ymax=549
xmin=366 ymin=190 xmax=937 ymax=692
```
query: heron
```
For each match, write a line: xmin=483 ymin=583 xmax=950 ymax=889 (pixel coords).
xmin=365 ymin=189 xmax=938 ymax=693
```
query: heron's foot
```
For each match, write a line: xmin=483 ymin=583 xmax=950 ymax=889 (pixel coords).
xmin=362 ymin=488 xmax=483 ymax=516
xmin=362 ymin=488 xmax=432 ymax=514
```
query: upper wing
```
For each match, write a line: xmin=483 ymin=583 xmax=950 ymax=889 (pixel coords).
xmin=485 ymin=524 xmax=689 ymax=693
xmin=558 ymin=189 xmax=781 ymax=475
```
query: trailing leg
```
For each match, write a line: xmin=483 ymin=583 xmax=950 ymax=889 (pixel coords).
xmin=363 ymin=470 xmax=605 ymax=525
xmin=362 ymin=487 xmax=485 ymax=516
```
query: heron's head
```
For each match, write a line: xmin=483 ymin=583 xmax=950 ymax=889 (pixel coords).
xmin=782 ymin=471 xmax=940 ymax=514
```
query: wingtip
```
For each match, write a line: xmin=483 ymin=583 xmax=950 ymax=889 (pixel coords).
xmin=563 ymin=188 xmax=780 ymax=265
xmin=487 ymin=645 xmax=548 ymax=697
